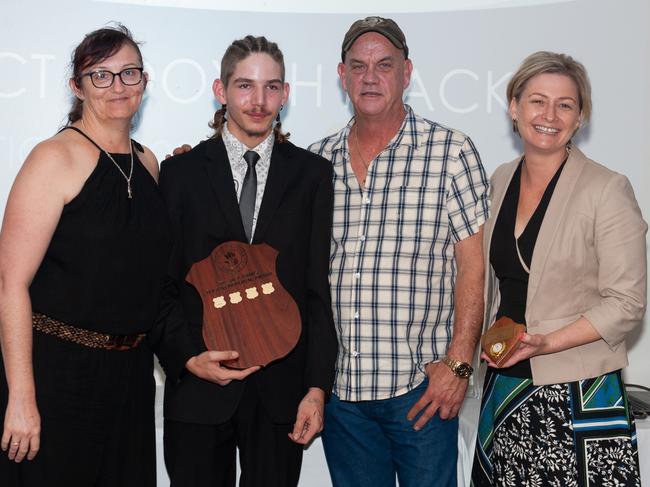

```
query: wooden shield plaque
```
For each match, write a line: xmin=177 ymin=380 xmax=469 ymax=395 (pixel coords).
xmin=480 ymin=316 xmax=526 ymax=368
xmin=186 ymin=242 xmax=301 ymax=369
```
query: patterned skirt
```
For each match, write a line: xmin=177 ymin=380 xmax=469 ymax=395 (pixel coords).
xmin=471 ymin=369 xmax=641 ymax=487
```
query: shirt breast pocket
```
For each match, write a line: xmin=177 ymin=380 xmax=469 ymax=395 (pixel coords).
xmin=383 ymin=186 xmax=438 ymax=240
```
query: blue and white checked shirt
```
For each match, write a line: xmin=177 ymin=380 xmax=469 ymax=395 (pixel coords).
xmin=309 ymin=105 xmax=489 ymax=401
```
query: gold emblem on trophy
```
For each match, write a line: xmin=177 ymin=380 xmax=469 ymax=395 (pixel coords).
xmin=186 ymin=242 xmax=301 ymax=369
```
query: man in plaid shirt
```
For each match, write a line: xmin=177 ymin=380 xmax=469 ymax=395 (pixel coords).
xmin=309 ymin=17 xmax=489 ymax=487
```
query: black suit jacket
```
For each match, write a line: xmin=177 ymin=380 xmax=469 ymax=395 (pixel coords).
xmin=150 ymin=136 xmax=337 ymax=425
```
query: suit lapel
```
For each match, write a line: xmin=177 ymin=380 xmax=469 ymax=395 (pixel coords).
xmin=253 ymin=143 xmax=292 ymax=243
xmin=526 ymin=147 xmax=587 ymax=308
xmin=203 ymin=138 xmax=247 ymax=241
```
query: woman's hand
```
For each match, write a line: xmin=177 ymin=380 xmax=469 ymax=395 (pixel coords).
xmin=1 ymin=395 xmax=40 ymax=462
xmin=483 ymin=317 xmax=602 ymax=369
xmin=482 ymin=332 xmax=552 ymax=369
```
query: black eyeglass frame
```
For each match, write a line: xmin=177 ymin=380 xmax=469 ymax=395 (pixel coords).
xmin=78 ymin=67 xmax=145 ymax=89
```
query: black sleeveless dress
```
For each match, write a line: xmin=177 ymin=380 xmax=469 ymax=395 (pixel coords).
xmin=0 ymin=127 xmax=171 ymax=487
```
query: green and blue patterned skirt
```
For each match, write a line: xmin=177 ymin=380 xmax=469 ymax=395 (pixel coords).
xmin=471 ymin=369 xmax=641 ymax=486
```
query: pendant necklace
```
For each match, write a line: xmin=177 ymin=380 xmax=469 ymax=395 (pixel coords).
xmin=81 ymin=119 xmax=134 ymax=198
xmin=353 ymin=125 xmax=371 ymax=186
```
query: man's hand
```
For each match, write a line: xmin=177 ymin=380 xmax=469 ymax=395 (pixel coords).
xmin=405 ymin=226 xmax=482 ymax=430
xmin=164 ymin=144 xmax=193 ymax=160
xmin=185 ymin=351 xmax=260 ymax=386
xmin=289 ymin=388 xmax=325 ymax=445
xmin=406 ymin=361 xmax=468 ymax=430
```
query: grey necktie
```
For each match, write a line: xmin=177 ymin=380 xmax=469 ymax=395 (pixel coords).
xmin=240 ymin=150 xmax=260 ymax=242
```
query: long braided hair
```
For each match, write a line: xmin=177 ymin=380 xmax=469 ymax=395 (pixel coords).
xmin=210 ymin=35 xmax=290 ymax=143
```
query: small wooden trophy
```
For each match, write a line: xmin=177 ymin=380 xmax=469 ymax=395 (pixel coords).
xmin=481 ymin=316 xmax=526 ymax=367
xmin=186 ymin=242 xmax=301 ymax=369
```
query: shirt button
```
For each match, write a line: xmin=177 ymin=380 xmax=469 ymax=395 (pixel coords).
xmin=354 ymin=272 xmax=360 ymax=279
xmin=351 ymin=350 xmax=360 ymax=357
xmin=354 ymin=311 xmax=359 ymax=319
xmin=359 ymin=235 xmax=366 ymax=241
xmin=363 ymin=197 xmax=370 ymax=204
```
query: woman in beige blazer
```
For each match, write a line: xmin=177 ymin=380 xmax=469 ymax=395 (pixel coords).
xmin=471 ymin=52 xmax=646 ymax=486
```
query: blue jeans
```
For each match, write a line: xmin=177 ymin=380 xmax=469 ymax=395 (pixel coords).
xmin=322 ymin=380 xmax=458 ymax=487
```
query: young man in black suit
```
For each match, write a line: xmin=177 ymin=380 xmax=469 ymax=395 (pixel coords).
xmin=150 ymin=36 xmax=337 ymax=487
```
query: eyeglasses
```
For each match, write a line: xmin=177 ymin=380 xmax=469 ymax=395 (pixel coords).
xmin=79 ymin=67 xmax=144 ymax=89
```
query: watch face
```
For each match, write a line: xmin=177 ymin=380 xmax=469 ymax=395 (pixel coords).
xmin=455 ymin=363 xmax=473 ymax=378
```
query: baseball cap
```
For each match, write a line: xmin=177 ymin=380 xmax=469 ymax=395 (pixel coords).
xmin=341 ymin=16 xmax=409 ymax=61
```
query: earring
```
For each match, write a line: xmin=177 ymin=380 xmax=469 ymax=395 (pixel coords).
xmin=512 ymin=119 xmax=519 ymax=135
xmin=276 ymin=111 xmax=281 ymax=123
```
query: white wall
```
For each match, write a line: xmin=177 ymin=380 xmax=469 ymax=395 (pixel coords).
xmin=1 ymin=0 xmax=648 ymax=404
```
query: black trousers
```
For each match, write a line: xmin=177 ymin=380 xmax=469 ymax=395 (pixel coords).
xmin=164 ymin=382 xmax=303 ymax=487
xmin=0 ymin=331 xmax=156 ymax=487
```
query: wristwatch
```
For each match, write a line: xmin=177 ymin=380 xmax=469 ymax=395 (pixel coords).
xmin=441 ymin=356 xmax=473 ymax=378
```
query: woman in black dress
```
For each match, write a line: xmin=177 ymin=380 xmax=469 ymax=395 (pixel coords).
xmin=0 ymin=25 xmax=170 ymax=486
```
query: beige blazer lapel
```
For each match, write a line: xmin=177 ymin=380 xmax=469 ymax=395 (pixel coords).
xmin=525 ymin=147 xmax=588 ymax=311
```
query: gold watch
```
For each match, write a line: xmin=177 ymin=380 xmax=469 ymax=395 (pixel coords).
xmin=441 ymin=356 xmax=473 ymax=378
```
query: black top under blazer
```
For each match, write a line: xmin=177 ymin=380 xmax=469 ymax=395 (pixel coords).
xmin=149 ymin=136 xmax=338 ymax=425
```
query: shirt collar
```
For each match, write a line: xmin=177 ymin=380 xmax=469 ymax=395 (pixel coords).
xmin=222 ymin=122 xmax=275 ymax=162
xmin=392 ymin=104 xmax=420 ymax=150
xmin=330 ymin=104 xmax=420 ymax=163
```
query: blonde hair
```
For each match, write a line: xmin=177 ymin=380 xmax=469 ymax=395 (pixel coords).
xmin=507 ymin=51 xmax=592 ymax=124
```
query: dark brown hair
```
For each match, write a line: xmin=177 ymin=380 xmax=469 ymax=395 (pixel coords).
xmin=210 ymin=35 xmax=289 ymax=143
xmin=68 ymin=24 xmax=143 ymax=123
